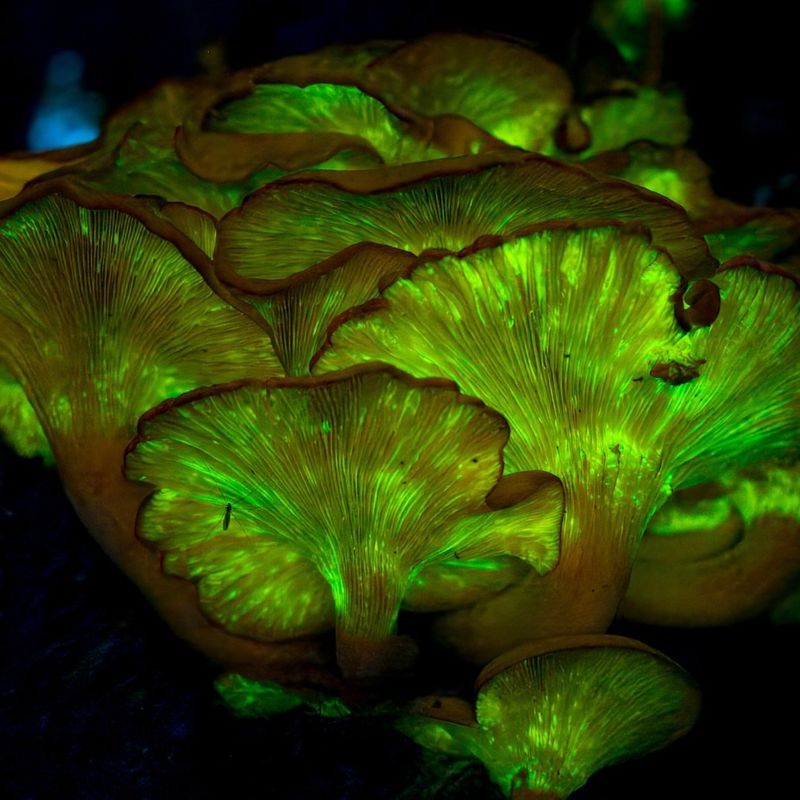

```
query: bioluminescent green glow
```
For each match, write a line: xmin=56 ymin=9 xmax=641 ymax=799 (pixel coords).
xmin=592 ymin=0 xmax=694 ymax=66
xmin=703 ymin=212 xmax=800 ymax=263
xmin=622 ymin=460 xmax=800 ymax=627
xmin=367 ymin=32 xmax=571 ymax=152
xmin=0 ymin=364 xmax=53 ymax=463
xmin=215 ymin=673 xmax=350 ymax=718
xmin=210 ymin=82 xmax=445 ymax=168
xmin=125 ymin=366 xmax=562 ymax=674
xmin=216 ymin=155 xmax=714 ymax=285
xmin=317 ymin=224 xmax=799 ymax=660
xmin=402 ymin=637 xmax=700 ymax=798
xmin=241 ymin=245 xmax=415 ymax=375
xmin=0 ymin=193 xmax=279 ymax=446
xmin=550 ymin=88 xmax=690 ymax=161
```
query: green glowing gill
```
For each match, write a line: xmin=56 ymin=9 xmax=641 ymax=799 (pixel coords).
xmin=127 ymin=369 xmax=560 ymax=648
xmin=472 ymin=647 xmax=698 ymax=797
xmin=0 ymin=194 xmax=278 ymax=444
xmin=217 ymin=157 xmax=710 ymax=283
xmin=210 ymin=83 xmax=441 ymax=166
xmin=317 ymin=226 xmax=799 ymax=647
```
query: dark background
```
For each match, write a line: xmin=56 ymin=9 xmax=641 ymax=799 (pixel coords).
xmin=1 ymin=2 xmax=798 ymax=798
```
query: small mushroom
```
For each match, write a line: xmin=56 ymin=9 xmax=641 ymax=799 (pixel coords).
xmin=225 ymin=243 xmax=416 ymax=376
xmin=400 ymin=634 xmax=700 ymax=799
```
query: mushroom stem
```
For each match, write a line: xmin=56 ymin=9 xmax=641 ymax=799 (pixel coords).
xmin=435 ymin=477 xmax=652 ymax=663
xmin=331 ymin=555 xmax=418 ymax=679
xmin=56 ymin=434 xmax=330 ymax=681
xmin=511 ymin=789 xmax=560 ymax=800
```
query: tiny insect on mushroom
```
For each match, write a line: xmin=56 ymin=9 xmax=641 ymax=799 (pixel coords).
xmin=315 ymin=222 xmax=800 ymax=662
xmin=398 ymin=634 xmax=701 ymax=799
xmin=124 ymin=363 xmax=564 ymax=680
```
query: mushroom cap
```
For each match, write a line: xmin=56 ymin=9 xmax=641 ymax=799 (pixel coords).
xmin=584 ymin=142 xmax=800 ymax=264
xmin=316 ymin=223 xmax=799 ymax=658
xmin=125 ymin=363 xmax=563 ymax=678
xmin=403 ymin=634 xmax=701 ymax=799
xmin=548 ymin=87 xmax=691 ymax=162
xmin=215 ymin=154 xmax=715 ymax=290
xmin=0 ymin=185 xmax=279 ymax=450
xmin=365 ymin=32 xmax=572 ymax=152
xmin=234 ymin=244 xmax=416 ymax=376
xmin=622 ymin=461 xmax=800 ymax=625
xmin=316 ymin=222 xmax=696 ymax=479
xmin=176 ymin=77 xmax=494 ymax=184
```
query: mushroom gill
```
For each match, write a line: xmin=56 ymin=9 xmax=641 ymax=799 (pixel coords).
xmin=316 ymin=223 xmax=799 ymax=661
xmin=125 ymin=364 xmax=563 ymax=679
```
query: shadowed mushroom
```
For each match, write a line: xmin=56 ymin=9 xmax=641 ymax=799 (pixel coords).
xmin=365 ymin=32 xmax=572 ymax=153
xmin=399 ymin=635 xmax=700 ymax=799
xmin=584 ymin=143 xmax=800 ymax=263
xmin=0 ymin=181 xmax=332 ymax=680
xmin=315 ymin=223 xmax=799 ymax=661
xmin=621 ymin=461 xmax=800 ymax=625
xmin=548 ymin=85 xmax=691 ymax=161
xmin=125 ymin=364 xmax=563 ymax=679
xmin=214 ymin=153 xmax=715 ymax=290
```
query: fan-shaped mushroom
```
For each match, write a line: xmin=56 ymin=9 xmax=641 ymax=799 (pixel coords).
xmin=400 ymin=635 xmax=700 ymax=798
xmin=125 ymin=364 xmax=564 ymax=679
xmin=316 ymin=223 xmax=799 ymax=660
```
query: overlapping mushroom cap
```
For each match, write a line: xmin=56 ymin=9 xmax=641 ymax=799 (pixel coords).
xmin=401 ymin=635 xmax=701 ymax=798
xmin=125 ymin=364 xmax=563 ymax=678
xmin=215 ymin=153 xmax=714 ymax=286
xmin=316 ymin=223 xmax=800 ymax=659
xmin=585 ymin=143 xmax=800 ymax=264
xmin=0 ymin=184 xmax=278 ymax=457
xmin=622 ymin=460 xmax=800 ymax=625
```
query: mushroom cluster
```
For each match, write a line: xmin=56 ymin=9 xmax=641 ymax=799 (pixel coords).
xmin=1 ymin=24 xmax=797 ymax=799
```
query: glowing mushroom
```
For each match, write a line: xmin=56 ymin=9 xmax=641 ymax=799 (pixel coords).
xmin=584 ymin=142 xmax=800 ymax=263
xmin=365 ymin=32 xmax=572 ymax=153
xmin=215 ymin=153 xmax=715 ymax=288
xmin=175 ymin=78 xmax=496 ymax=184
xmin=316 ymin=223 xmax=799 ymax=661
xmin=0 ymin=181 xmax=327 ymax=679
xmin=400 ymin=635 xmax=701 ymax=798
xmin=229 ymin=244 xmax=417 ymax=376
xmin=125 ymin=364 xmax=563 ymax=679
